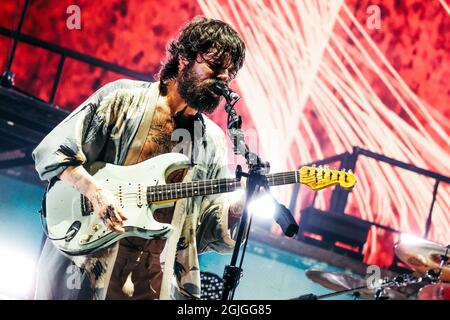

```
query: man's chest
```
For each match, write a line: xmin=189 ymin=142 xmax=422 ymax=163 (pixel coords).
xmin=137 ymin=106 xmax=177 ymax=162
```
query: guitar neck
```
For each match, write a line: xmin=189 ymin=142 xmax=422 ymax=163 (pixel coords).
xmin=146 ymin=171 xmax=299 ymax=203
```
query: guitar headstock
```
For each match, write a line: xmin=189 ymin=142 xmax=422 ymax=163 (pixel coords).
xmin=299 ymin=166 xmax=357 ymax=191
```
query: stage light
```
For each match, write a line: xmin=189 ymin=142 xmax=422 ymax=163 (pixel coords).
xmin=248 ymin=193 xmax=276 ymax=220
xmin=229 ymin=189 xmax=245 ymax=204
xmin=399 ymin=233 xmax=431 ymax=246
xmin=0 ymin=247 xmax=36 ymax=299
xmin=248 ymin=191 xmax=299 ymax=237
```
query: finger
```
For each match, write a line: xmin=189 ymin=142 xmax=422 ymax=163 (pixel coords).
xmin=105 ymin=219 xmax=121 ymax=233
xmin=112 ymin=213 xmax=123 ymax=224
xmin=106 ymin=216 xmax=124 ymax=234
xmin=104 ymin=218 xmax=114 ymax=230
xmin=113 ymin=225 xmax=125 ymax=234
xmin=106 ymin=205 xmax=122 ymax=224
xmin=117 ymin=210 xmax=128 ymax=221
xmin=99 ymin=211 xmax=108 ymax=223
xmin=99 ymin=211 xmax=115 ymax=229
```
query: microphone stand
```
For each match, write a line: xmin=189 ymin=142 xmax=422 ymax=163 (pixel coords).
xmin=219 ymin=88 xmax=271 ymax=301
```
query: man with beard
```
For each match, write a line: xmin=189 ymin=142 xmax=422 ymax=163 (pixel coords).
xmin=32 ymin=17 xmax=246 ymax=300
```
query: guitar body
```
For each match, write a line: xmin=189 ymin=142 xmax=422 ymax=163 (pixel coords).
xmin=45 ymin=153 xmax=190 ymax=256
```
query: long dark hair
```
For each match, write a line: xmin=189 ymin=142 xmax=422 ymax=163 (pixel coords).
xmin=157 ymin=16 xmax=246 ymax=95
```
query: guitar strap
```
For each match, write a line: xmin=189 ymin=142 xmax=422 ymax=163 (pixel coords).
xmin=123 ymin=82 xmax=160 ymax=165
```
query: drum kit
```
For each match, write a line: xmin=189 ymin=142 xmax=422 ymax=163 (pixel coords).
xmin=299 ymin=237 xmax=450 ymax=300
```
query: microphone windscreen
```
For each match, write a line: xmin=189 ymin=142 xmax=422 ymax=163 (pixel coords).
xmin=213 ymin=81 xmax=227 ymax=95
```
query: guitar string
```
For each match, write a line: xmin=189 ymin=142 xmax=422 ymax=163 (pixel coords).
xmin=112 ymin=177 xmax=302 ymax=193
xmin=112 ymin=174 xmax=332 ymax=191
xmin=96 ymin=170 xmax=347 ymax=199
xmin=108 ymin=169 xmax=345 ymax=198
xmin=109 ymin=170 xmax=342 ymax=198
xmin=113 ymin=177 xmax=298 ymax=195
xmin=88 ymin=170 xmax=346 ymax=205
xmin=112 ymin=178 xmax=299 ymax=201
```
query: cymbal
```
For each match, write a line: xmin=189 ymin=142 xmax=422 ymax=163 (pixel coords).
xmin=395 ymin=237 xmax=450 ymax=282
xmin=305 ymin=270 xmax=408 ymax=300
xmin=418 ymin=283 xmax=450 ymax=300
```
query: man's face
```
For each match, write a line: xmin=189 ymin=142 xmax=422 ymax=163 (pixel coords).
xmin=177 ymin=52 xmax=237 ymax=114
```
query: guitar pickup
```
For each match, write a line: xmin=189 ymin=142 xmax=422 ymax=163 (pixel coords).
xmin=81 ymin=195 xmax=94 ymax=216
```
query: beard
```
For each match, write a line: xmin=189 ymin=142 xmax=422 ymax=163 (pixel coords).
xmin=177 ymin=66 xmax=221 ymax=114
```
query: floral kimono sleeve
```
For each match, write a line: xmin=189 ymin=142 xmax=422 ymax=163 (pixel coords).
xmin=32 ymin=80 xmax=130 ymax=181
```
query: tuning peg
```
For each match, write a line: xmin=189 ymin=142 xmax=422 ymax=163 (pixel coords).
xmin=312 ymin=164 xmax=316 ymax=167
xmin=341 ymin=168 xmax=347 ymax=172
xmin=348 ymin=169 xmax=353 ymax=174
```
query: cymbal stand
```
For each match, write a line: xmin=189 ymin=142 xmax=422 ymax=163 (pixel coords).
xmin=293 ymin=273 xmax=422 ymax=300
xmin=425 ymin=245 xmax=450 ymax=283
xmin=373 ymin=274 xmax=423 ymax=299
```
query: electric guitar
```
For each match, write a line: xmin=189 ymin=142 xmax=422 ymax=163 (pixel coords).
xmin=44 ymin=153 xmax=356 ymax=255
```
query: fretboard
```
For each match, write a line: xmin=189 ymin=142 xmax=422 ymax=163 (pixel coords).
xmin=146 ymin=170 xmax=299 ymax=203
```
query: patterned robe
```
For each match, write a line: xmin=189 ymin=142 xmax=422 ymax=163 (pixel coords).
xmin=33 ymin=79 xmax=239 ymax=299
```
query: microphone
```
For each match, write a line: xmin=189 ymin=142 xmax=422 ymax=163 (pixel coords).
xmin=213 ymin=81 xmax=240 ymax=101
xmin=274 ymin=201 xmax=299 ymax=237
